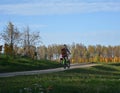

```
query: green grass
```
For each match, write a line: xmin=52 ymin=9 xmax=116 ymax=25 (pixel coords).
xmin=0 ymin=63 xmax=120 ymax=93
xmin=0 ymin=54 xmax=62 ymax=73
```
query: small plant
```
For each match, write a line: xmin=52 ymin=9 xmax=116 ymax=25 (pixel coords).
xmin=19 ymin=83 xmax=53 ymax=93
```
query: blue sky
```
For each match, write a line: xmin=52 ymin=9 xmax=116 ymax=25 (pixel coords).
xmin=0 ymin=0 xmax=120 ymax=46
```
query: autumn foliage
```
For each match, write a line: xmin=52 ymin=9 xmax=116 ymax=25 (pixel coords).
xmin=37 ymin=44 xmax=120 ymax=63
xmin=4 ymin=43 xmax=13 ymax=56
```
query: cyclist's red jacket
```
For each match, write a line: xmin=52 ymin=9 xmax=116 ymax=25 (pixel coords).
xmin=61 ymin=48 xmax=70 ymax=58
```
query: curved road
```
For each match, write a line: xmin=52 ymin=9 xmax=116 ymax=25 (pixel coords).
xmin=0 ymin=63 xmax=97 ymax=77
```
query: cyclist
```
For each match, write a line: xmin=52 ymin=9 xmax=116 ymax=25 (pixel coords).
xmin=60 ymin=44 xmax=71 ymax=68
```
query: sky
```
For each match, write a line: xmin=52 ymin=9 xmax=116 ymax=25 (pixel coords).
xmin=0 ymin=0 xmax=120 ymax=46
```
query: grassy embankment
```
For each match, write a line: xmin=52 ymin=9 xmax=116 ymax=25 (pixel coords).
xmin=0 ymin=59 xmax=120 ymax=93
xmin=0 ymin=54 xmax=62 ymax=73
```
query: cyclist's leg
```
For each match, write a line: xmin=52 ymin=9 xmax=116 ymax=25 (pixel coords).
xmin=68 ymin=59 xmax=70 ymax=68
xmin=66 ymin=56 xmax=70 ymax=68
xmin=63 ymin=55 xmax=67 ymax=63
xmin=62 ymin=56 xmax=67 ymax=69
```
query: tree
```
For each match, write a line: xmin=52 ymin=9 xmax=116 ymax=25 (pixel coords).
xmin=38 ymin=45 xmax=47 ymax=59
xmin=47 ymin=45 xmax=53 ymax=60
xmin=1 ymin=22 xmax=21 ymax=45
xmin=23 ymin=26 xmax=41 ymax=46
xmin=1 ymin=22 xmax=21 ymax=56
xmin=0 ymin=45 xmax=3 ymax=54
xmin=22 ymin=26 xmax=41 ymax=57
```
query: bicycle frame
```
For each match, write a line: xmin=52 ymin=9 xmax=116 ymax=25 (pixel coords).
xmin=60 ymin=57 xmax=70 ymax=69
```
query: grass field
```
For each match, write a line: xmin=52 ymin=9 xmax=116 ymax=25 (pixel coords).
xmin=0 ymin=62 xmax=120 ymax=93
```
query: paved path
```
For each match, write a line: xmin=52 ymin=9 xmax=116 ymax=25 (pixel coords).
xmin=0 ymin=63 xmax=97 ymax=77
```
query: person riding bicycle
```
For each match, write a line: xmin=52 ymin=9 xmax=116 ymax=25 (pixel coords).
xmin=60 ymin=44 xmax=71 ymax=65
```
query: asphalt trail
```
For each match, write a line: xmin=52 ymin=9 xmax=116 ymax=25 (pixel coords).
xmin=0 ymin=63 xmax=97 ymax=77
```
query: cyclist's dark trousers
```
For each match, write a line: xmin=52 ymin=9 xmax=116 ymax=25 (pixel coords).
xmin=63 ymin=56 xmax=68 ymax=63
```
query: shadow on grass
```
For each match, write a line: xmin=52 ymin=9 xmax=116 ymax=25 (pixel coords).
xmin=109 ymin=63 xmax=120 ymax=66
xmin=93 ymin=65 xmax=118 ymax=72
xmin=65 ymin=65 xmax=120 ymax=77
xmin=52 ymin=81 xmax=120 ymax=93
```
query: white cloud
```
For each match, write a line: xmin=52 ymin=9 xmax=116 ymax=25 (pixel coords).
xmin=0 ymin=2 xmax=120 ymax=15
xmin=0 ymin=22 xmax=47 ymax=32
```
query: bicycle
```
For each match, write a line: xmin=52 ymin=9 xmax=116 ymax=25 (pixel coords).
xmin=60 ymin=57 xmax=70 ymax=69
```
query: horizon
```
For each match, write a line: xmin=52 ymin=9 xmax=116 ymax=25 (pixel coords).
xmin=0 ymin=0 xmax=120 ymax=46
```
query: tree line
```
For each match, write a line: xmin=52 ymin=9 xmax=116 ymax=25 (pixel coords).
xmin=0 ymin=22 xmax=120 ymax=63
xmin=38 ymin=44 xmax=120 ymax=63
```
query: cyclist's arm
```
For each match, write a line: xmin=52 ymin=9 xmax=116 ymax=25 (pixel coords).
xmin=66 ymin=48 xmax=71 ymax=54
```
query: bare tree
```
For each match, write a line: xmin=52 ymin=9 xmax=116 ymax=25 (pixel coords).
xmin=22 ymin=26 xmax=41 ymax=47
xmin=22 ymin=26 xmax=41 ymax=57
xmin=1 ymin=22 xmax=21 ymax=46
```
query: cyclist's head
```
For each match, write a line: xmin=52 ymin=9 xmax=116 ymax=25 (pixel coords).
xmin=63 ymin=44 xmax=67 ymax=48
